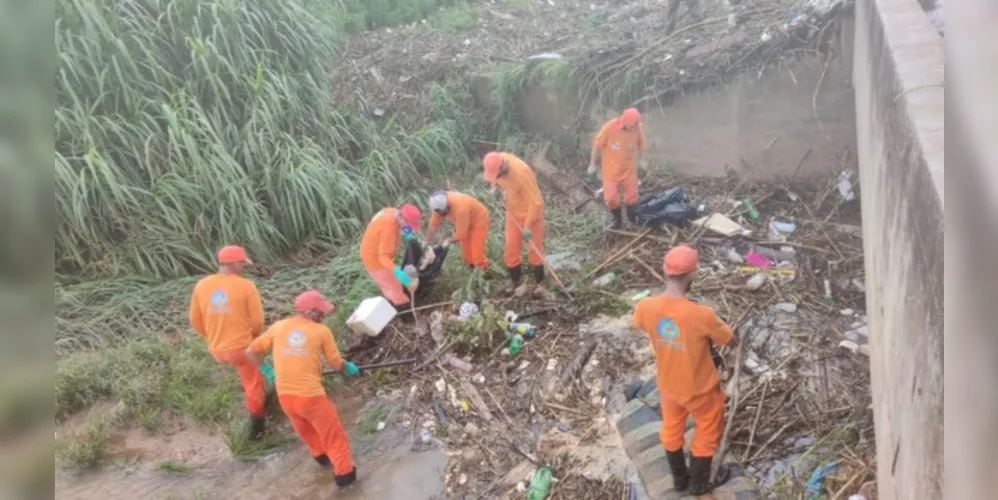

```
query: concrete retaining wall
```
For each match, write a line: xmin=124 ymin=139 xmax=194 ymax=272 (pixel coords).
xmin=852 ymin=0 xmax=944 ymax=498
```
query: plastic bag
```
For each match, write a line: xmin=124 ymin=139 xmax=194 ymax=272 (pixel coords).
xmin=629 ymin=186 xmax=700 ymax=227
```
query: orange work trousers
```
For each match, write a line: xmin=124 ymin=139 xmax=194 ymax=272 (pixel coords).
xmin=366 ymin=266 xmax=409 ymax=306
xmin=660 ymin=384 xmax=725 ymax=457
xmin=460 ymin=219 xmax=491 ymax=269
xmin=504 ymin=214 xmax=544 ymax=268
xmin=211 ymin=349 xmax=266 ymax=418
xmin=602 ymin=168 xmax=639 ymax=210
xmin=279 ymin=394 xmax=354 ymax=476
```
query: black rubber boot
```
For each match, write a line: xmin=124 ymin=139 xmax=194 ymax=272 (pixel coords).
xmin=665 ymin=449 xmax=690 ymax=492
xmin=623 ymin=204 xmax=636 ymax=226
xmin=334 ymin=466 xmax=357 ymax=488
xmin=689 ymin=455 xmax=714 ymax=496
xmin=391 ymin=301 xmax=414 ymax=324
xmin=249 ymin=415 xmax=265 ymax=441
xmin=532 ymin=265 xmax=546 ymax=284
xmin=506 ymin=265 xmax=523 ymax=293
xmin=609 ymin=207 xmax=623 ymax=229
xmin=313 ymin=454 xmax=331 ymax=467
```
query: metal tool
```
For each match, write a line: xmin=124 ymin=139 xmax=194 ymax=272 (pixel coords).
xmin=322 ymin=358 xmax=417 ymax=376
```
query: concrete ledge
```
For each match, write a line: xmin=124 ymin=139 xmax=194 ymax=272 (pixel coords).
xmin=852 ymin=0 xmax=943 ymax=497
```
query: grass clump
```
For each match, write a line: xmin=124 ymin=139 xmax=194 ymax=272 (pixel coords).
xmin=224 ymin=418 xmax=294 ymax=459
xmin=354 ymin=403 xmax=392 ymax=435
xmin=57 ymin=418 xmax=110 ymax=472
xmin=158 ymin=460 xmax=192 ymax=474
xmin=428 ymin=3 xmax=479 ymax=32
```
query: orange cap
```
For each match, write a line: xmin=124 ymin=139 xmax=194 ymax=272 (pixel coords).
xmin=618 ymin=108 xmax=642 ymax=129
xmin=663 ymin=245 xmax=698 ymax=276
xmin=217 ymin=245 xmax=252 ymax=265
xmin=482 ymin=152 xmax=504 ymax=182
xmin=294 ymin=290 xmax=335 ymax=313
xmin=399 ymin=203 xmax=422 ymax=231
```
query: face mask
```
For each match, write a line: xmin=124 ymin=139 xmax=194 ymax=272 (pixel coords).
xmin=401 ymin=225 xmax=415 ymax=241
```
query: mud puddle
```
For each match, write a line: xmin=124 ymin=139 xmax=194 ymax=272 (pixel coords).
xmin=56 ymin=397 xmax=447 ymax=500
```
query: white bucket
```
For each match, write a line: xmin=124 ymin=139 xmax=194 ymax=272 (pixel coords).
xmin=346 ymin=297 xmax=398 ymax=337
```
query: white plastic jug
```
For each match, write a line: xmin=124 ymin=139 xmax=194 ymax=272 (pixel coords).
xmin=347 ymin=297 xmax=398 ymax=337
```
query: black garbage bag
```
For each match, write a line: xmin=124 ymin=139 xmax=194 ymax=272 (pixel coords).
xmin=629 ymin=186 xmax=700 ymax=228
xmin=402 ymin=239 xmax=450 ymax=296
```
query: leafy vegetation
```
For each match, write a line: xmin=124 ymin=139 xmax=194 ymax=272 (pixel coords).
xmin=57 ymin=418 xmax=110 ymax=472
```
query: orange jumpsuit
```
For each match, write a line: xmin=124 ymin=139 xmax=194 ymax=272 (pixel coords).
xmin=189 ymin=274 xmax=266 ymax=418
xmin=631 ymin=295 xmax=733 ymax=457
xmin=428 ymin=191 xmax=490 ymax=269
xmin=593 ymin=119 xmax=646 ymax=210
xmin=247 ymin=316 xmax=354 ymax=477
xmin=493 ymin=153 xmax=545 ymax=268
xmin=360 ymin=208 xmax=408 ymax=305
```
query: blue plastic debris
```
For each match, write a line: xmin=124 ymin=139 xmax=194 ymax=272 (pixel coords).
xmin=805 ymin=460 xmax=840 ymax=499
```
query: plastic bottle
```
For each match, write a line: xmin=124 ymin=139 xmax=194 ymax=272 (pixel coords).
xmin=743 ymin=199 xmax=760 ymax=220
xmin=510 ymin=322 xmax=536 ymax=339
xmin=823 ymin=279 xmax=834 ymax=302
xmin=527 ymin=465 xmax=553 ymax=500
xmin=509 ymin=334 xmax=524 ymax=356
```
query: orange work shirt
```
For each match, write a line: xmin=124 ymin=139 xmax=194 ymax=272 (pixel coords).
xmin=248 ymin=316 xmax=345 ymax=397
xmin=494 ymin=153 xmax=544 ymax=226
xmin=632 ymin=295 xmax=733 ymax=400
xmin=189 ymin=274 xmax=265 ymax=352
xmin=360 ymin=207 xmax=401 ymax=271
xmin=593 ymin=119 xmax=646 ymax=182
xmin=428 ymin=191 xmax=489 ymax=241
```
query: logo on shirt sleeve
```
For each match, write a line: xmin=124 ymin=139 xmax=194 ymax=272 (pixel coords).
xmin=208 ymin=290 xmax=232 ymax=314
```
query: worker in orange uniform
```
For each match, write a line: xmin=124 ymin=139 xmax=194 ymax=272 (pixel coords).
xmin=588 ymin=107 xmax=647 ymax=229
xmin=245 ymin=290 xmax=360 ymax=488
xmin=481 ymin=151 xmax=549 ymax=298
xmin=360 ymin=204 xmax=423 ymax=318
xmin=189 ymin=245 xmax=268 ymax=439
xmin=631 ymin=245 xmax=737 ymax=498
xmin=425 ymin=190 xmax=490 ymax=270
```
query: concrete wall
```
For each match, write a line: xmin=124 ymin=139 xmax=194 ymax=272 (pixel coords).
xmin=852 ymin=0 xmax=944 ymax=498
xmin=472 ymin=28 xmax=858 ymax=179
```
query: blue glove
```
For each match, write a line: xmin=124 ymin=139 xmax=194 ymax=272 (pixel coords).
xmin=393 ymin=266 xmax=412 ymax=287
xmin=343 ymin=361 xmax=359 ymax=377
xmin=258 ymin=361 xmax=275 ymax=385
xmin=522 ymin=230 xmax=532 ymax=242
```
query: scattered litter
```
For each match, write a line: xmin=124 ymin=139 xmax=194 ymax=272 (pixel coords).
xmin=464 ymin=422 xmax=479 ymax=437
xmin=746 ymin=273 xmax=767 ymax=290
xmin=823 ymin=279 xmax=834 ymax=302
xmin=504 ymin=310 xmax=519 ymax=323
xmin=526 ymin=52 xmax=563 ymax=60
xmin=376 ymin=421 xmax=386 ymax=431
xmin=429 ymin=310 xmax=445 ymax=345
xmin=546 ymin=358 xmax=558 ymax=371
xmin=693 ymin=213 xmax=746 ymax=237
xmin=742 ymin=198 xmax=761 ymax=220
xmin=592 ymin=272 xmax=617 ymax=288
xmin=459 ymin=302 xmax=479 ymax=318
xmin=420 ymin=428 xmax=432 ymax=443
xmin=556 ymin=422 xmax=571 ymax=432
xmin=435 ymin=378 xmax=447 ymax=393
xmin=545 ymin=251 xmax=582 ymax=271
xmin=631 ymin=186 xmax=700 ymax=227
xmin=372 ymin=108 xmax=386 ymax=118
xmin=446 ymin=354 xmax=474 ymax=373
xmin=753 ymin=245 xmax=796 ymax=263
xmin=527 ymin=465 xmax=553 ymax=499
xmin=773 ymin=302 xmax=798 ymax=313
xmin=804 ymin=460 xmax=840 ymax=498
xmin=844 ymin=324 xmax=869 ymax=342
xmin=630 ymin=290 xmax=651 ymax=301
xmin=510 ymin=322 xmax=537 ymax=339
xmin=768 ymin=220 xmax=797 ymax=240
xmin=458 ymin=473 xmax=468 ymax=485
xmin=745 ymin=251 xmax=774 ymax=268
xmin=725 ymin=247 xmax=745 ymax=264
xmin=473 ymin=373 xmax=486 ymax=384
xmin=840 ymin=308 xmax=854 ymax=316
xmin=838 ymin=170 xmax=857 ymax=201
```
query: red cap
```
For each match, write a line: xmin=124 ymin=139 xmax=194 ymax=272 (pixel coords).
xmin=663 ymin=245 xmax=699 ymax=276
xmin=618 ymin=108 xmax=642 ymax=129
xmin=482 ymin=152 xmax=503 ymax=182
xmin=294 ymin=290 xmax=335 ymax=313
xmin=217 ymin=245 xmax=252 ymax=265
xmin=399 ymin=203 xmax=422 ymax=231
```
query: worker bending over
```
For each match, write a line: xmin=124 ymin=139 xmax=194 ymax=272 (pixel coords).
xmin=482 ymin=151 xmax=550 ymax=298
xmin=631 ymin=245 xmax=736 ymax=498
xmin=589 ymin=107 xmax=647 ymax=229
xmin=360 ymin=204 xmax=423 ymax=318
xmin=246 ymin=290 xmax=360 ymax=488
xmin=189 ymin=245 xmax=268 ymax=438
xmin=426 ymin=190 xmax=490 ymax=270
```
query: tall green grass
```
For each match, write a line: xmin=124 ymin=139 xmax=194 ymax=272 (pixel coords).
xmin=55 ymin=0 xmax=471 ymax=280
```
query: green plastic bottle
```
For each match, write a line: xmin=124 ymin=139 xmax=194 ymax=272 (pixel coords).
xmin=743 ymin=199 xmax=760 ymax=220
xmin=527 ymin=465 xmax=552 ymax=500
xmin=509 ymin=334 xmax=524 ymax=356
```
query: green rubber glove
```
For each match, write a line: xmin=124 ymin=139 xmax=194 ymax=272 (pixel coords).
xmin=343 ymin=361 xmax=359 ymax=377
xmin=259 ymin=361 xmax=275 ymax=385
xmin=522 ymin=230 xmax=532 ymax=242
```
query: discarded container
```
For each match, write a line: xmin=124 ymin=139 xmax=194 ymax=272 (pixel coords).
xmin=754 ymin=245 xmax=795 ymax=263
xmin=631 ymin=290 xmax=651 ymax=301
xmin=823 ymin=279 xmax=834 ymax=302
xmin=745 ymin=251 xmax=774 ymax=268
xmin=446 ymin=355 xmax=474 ymax=373
xmin=527 ymin=465 xmax=553 ymax=500
xmin=743 ymin=199 xmax=760 ymax=220
xmin=459 ymin=302 xmax=479 ymax=318
xmin=746 ymin=273 xmax=766 ymax=290
xmin=838 ymin=170 xmax=856 ymax=201
xmin=769 ymin=220 xmax=797 ymax=235
xmin=420 ymin=429 xmax=432 ymax=443
xmin=509 ymin=334 xmax=524 ymax=356
xmin=347 ymin=297 xmax=398 ymax=337
xmin=510 ymin=322 xmax=537 ymax=339
xmin=773 ymin=302 xmax=798 ymax=313
xmin=724 ymin=247 xmax=745 ymax=264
